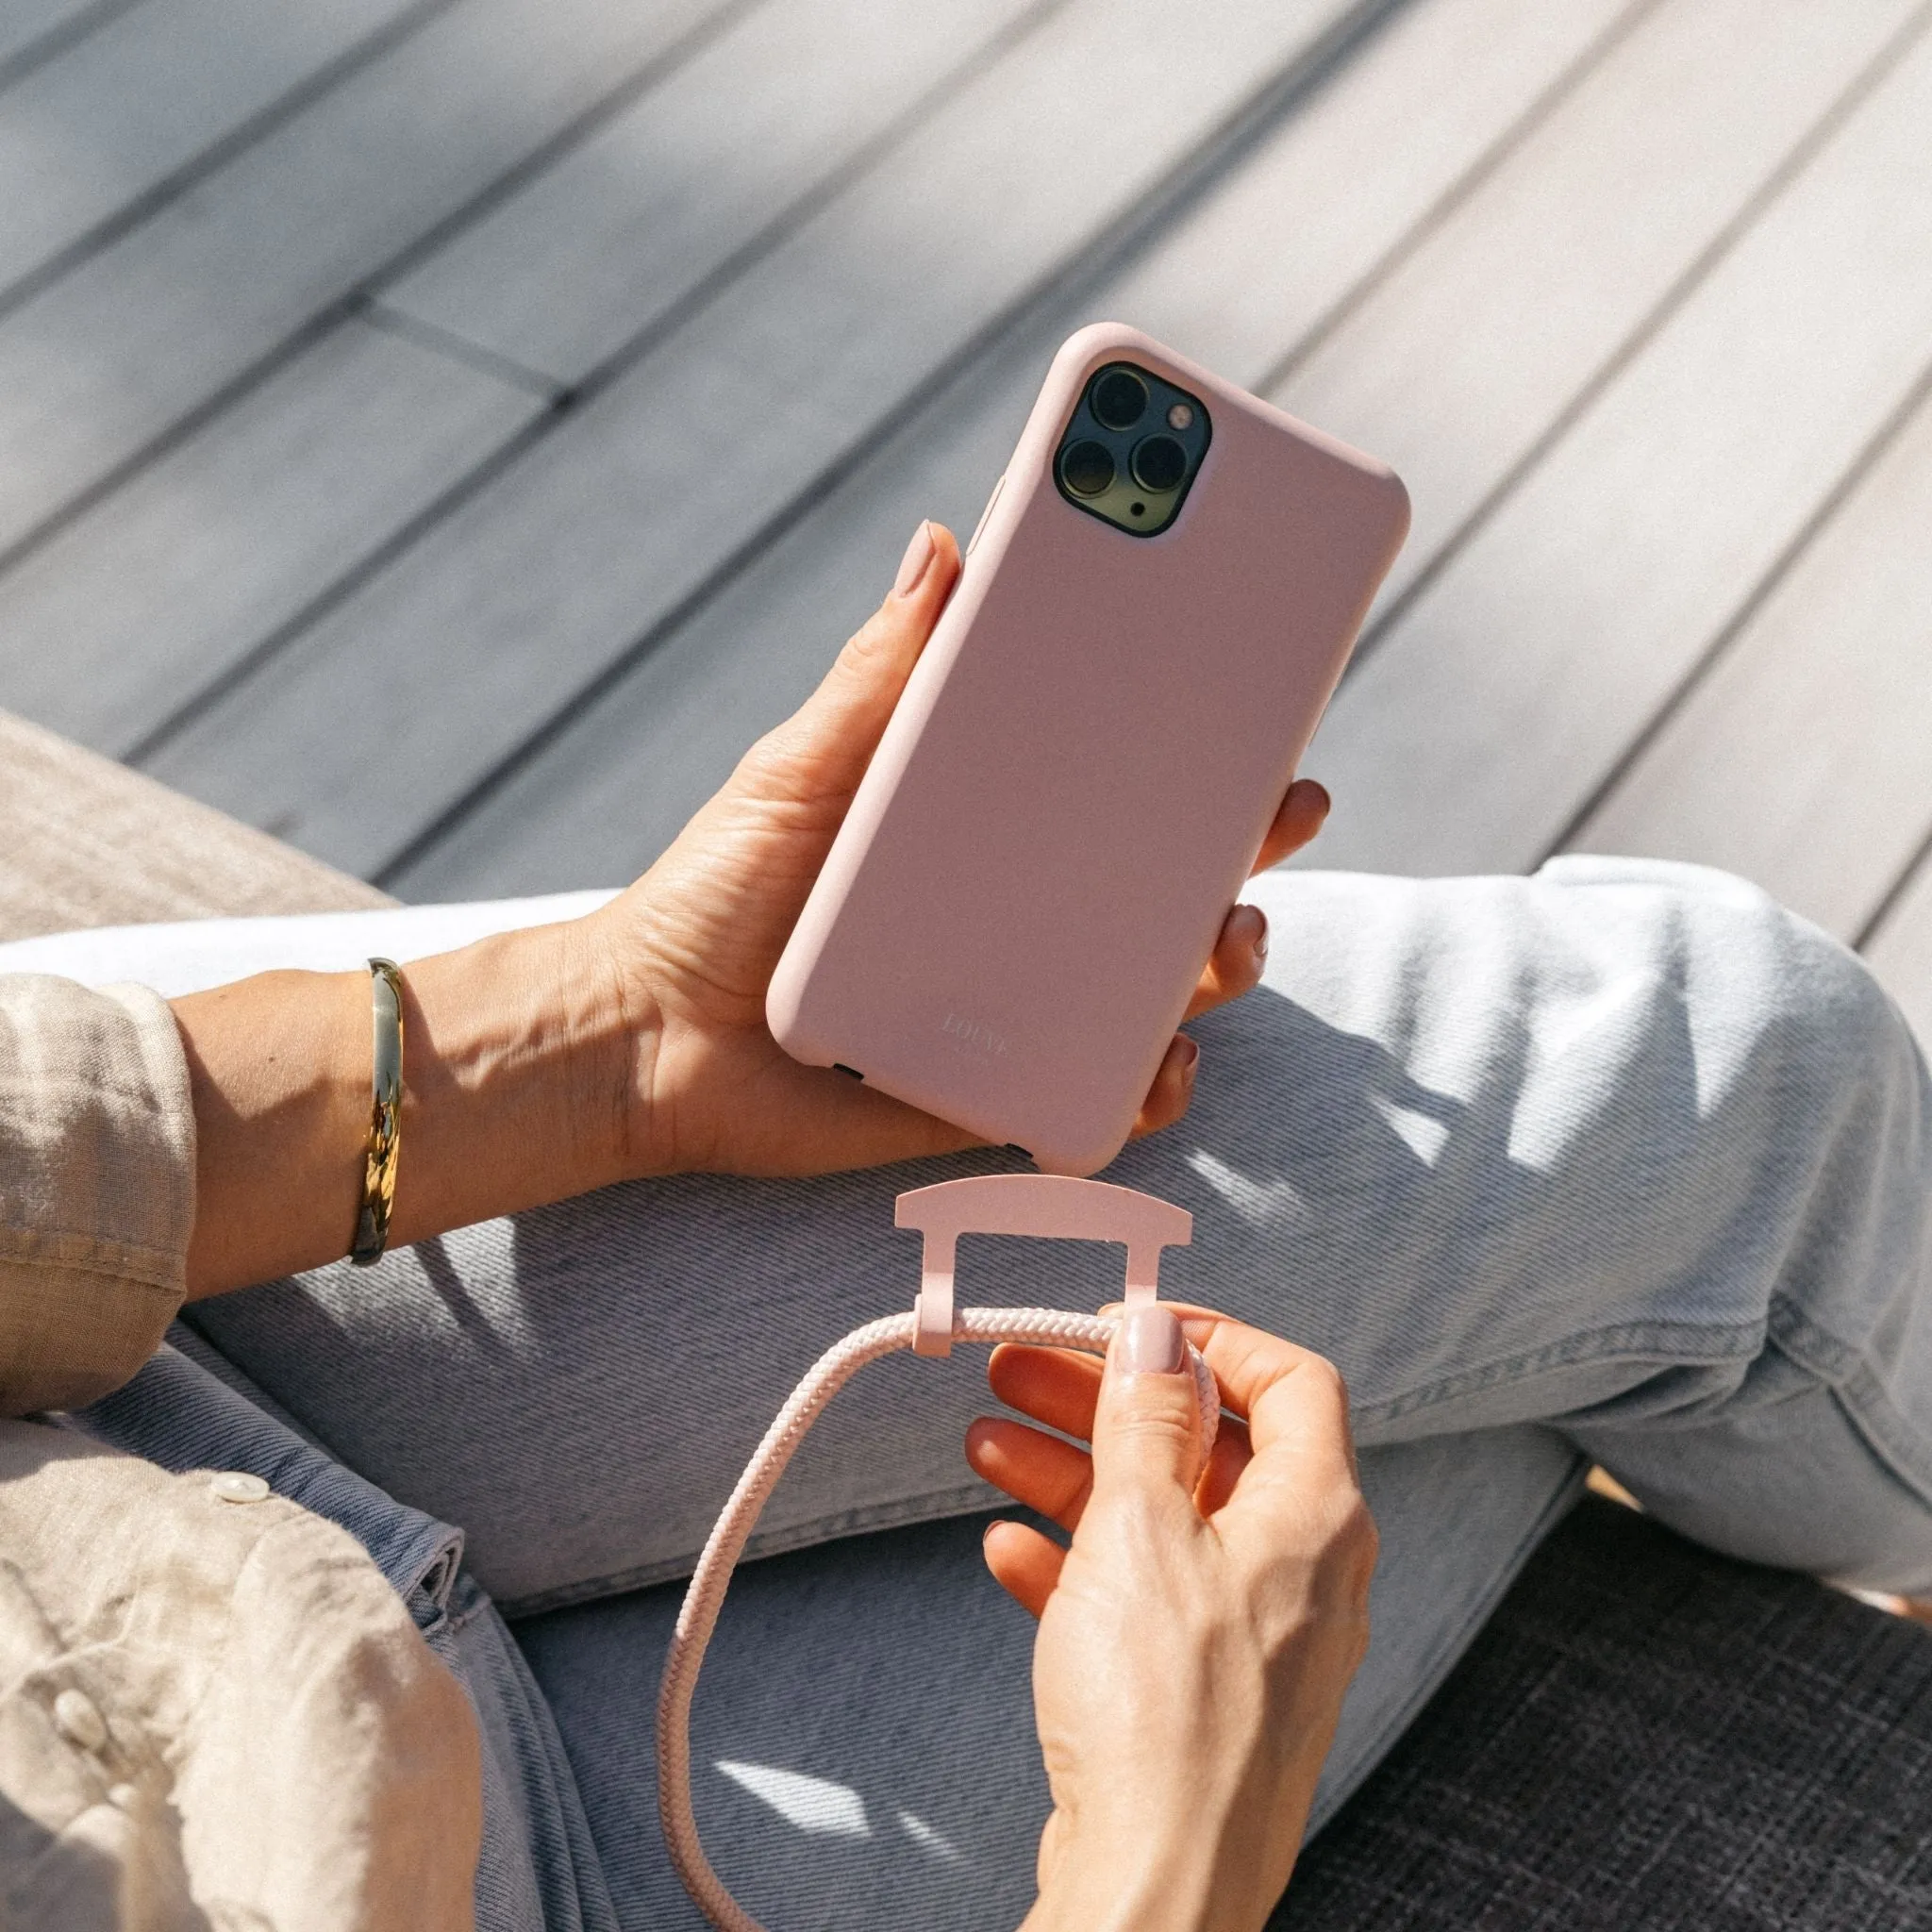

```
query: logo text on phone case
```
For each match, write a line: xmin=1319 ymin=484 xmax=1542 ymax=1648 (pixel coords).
xmin=941 ymin=1012 xmax=1008 ymax=1058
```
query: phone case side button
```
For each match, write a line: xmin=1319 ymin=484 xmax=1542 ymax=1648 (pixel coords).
xmin=964 ymin=473 xmax=1006 ymax=558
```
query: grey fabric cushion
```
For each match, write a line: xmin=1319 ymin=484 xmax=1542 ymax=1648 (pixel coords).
xmin=1276 ymin=1494 xmax=1932 ymax=1930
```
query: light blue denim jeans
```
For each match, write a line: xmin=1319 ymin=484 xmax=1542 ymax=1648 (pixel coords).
xmin=31 ymin=855 xmax=1932 ymax=1931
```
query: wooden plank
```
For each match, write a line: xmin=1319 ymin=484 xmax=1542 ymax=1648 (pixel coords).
xmin=0 ymin=317 xmax=541 ymax=757
xmin=389 ymin=0 xmax=1635 ymax=894
xmin=0 ymin=0 xmax=418 ymax=298
xmin=0 ymin=0 xmax=731 ymax=557
xmin=1296 ymin=13 xmax=1932 ymax=880
xmin=1267 ymin=0 xmax=1924 ymax=617
xmin=0 ymin=0 xmax=1037 ymax=764
xmin=1569 ymin=373 xmax=1932 ymax=941
xmin=406 ymin=0 xmax=1907 ymax=898
xmin=380 ymin=0 xmax=1044 ymax=385
xmin=139 ymin=0 xmax=1381 ymax=876
xmin=1865 ymin=852 xmax=1932 ymax=1053
xmin=1057 ymin=0 xmax=1635 ymax=394
xmin=142 ymin=0 xmax=1620 ymax=891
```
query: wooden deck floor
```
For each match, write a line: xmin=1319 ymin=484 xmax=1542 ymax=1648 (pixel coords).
xmin=1 ymin=0 xmax=1928 ymax=1044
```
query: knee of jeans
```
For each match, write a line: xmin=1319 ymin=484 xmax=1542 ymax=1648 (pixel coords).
xmin=1694 ymin=889 xmax=1931 ymax=1331
xmin=1557 ymin=855 xmax=1926 ymax=1115
xmin=1548 ymin=856 xmax=1927 ymax=1239
xmin=1749 ymin=898 xmax=1924 ymax=1118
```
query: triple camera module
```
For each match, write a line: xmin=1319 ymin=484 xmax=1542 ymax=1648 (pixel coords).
xmin=1054 ymin=361 xmax=1210 ymax=537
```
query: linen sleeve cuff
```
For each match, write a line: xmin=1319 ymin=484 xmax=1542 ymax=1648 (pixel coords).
xmin=0 ymin=976 xmax=195 ymax=1415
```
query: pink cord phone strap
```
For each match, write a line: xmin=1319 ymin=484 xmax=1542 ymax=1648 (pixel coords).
xmin=656 ymin=1174 xmax=1219 ymax=1931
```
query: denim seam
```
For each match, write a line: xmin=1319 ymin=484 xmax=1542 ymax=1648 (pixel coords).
xmin=441 ymin=1592 xmax=495 ymax=1640
xmin=499 ymin=1479 xmax=1002 ymax=1619
xmin=1766 ymin=1294 xmax=1932 ymax=1511
xmin=1351 ymin=1317 xmax=1766 ymax=1433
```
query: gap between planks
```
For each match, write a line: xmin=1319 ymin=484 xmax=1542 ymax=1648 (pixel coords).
xmin=0 ymin=0 xmax=756 ymax=572
xmin=16 ymin=0 xmax=1061 ymax=760
xmin=1292 ymin=4 xmax=1932 ymax=881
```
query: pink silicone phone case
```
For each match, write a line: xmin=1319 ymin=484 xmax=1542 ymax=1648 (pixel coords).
xmin=767 ymin=322 xmax=1409 ymax=1174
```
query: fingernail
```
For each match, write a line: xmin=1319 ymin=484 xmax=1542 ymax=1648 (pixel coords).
xmin=892 ymin=521 xmax=936 ymax=597
xmin=1175 ymin=1035 xmax=1200 ymax=1078
xmin=1120 ymin=1303 xmax=1186 ymax=1375
xmin=1225 ymin=904 xmax=1267 ymax=961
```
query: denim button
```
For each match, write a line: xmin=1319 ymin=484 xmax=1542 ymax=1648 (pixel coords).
xmin=209 ymin=1471 xmax=270 ymax=1505
xmin=54 ymin=1688 xmax=107 ymax=1753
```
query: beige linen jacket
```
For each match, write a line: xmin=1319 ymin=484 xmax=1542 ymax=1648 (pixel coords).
xmin=0 ymin=973 xmax=480 ymax=1930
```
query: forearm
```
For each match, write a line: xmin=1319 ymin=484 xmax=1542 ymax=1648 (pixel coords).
xmin=174 ymin=917 xmax=645 ymax=1298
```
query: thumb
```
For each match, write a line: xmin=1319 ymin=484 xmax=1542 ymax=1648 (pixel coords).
xmin=744 ymin=520 xmax=959 ymax=805
xmin=1090 ymin=1303 xmax=1206 ymax=1509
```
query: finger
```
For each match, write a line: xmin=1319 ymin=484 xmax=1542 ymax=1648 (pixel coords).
xmin=1195 ymin=1410 xmax=1253 ymax=1516
xmin=1099 ymin=1299 xmax=1341 ymax=1447
xmin=1088 ymin=1304 xmax=1211 ymax=1509
xmin=987 ymin=1343 xmax=1103 ymax=1441
xmin=1251 ymin=777 xmax=1332 ymax=875
xmin=1179 ymin=1319 xmax=1352 ymax=1457
xmin=986 ymin=1343 xmax=1247 ymax=1519
xmin=965 ymin=1418 xmax=1095 ymax=1529
xmin=1183 ymin=903 xmax=1270 ymax=1020
xmin=983 ymin=1520 xmax=1067 ymax=1619
xmin=1155 ymin=1315 xmax=1359 ymax=1530
xmin=1129 ymin=1032 xmax=1198 ymax=1139
xmin=739 ymin=521 xmax=961 ymax=804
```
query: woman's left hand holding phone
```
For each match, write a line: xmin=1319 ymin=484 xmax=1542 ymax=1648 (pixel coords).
xmin=174 ymin=521 xmax=1330 ymax=1295
xmin=591 ymin=519 xmax=1330 ymax=1177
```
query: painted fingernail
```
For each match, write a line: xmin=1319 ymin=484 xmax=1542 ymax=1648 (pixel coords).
xmin=1120 ymin=1303 xmax=1185 ymax=1375
xmin=893 ymin=521 xmax=936 ymax=597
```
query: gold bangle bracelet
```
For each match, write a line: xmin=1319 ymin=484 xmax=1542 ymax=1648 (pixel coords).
xmin=350 ymin=958 xmax=405 ymax=1266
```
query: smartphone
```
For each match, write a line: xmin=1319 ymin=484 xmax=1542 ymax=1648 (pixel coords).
xmin=767 ymin=323 xmax=1409 ymax=1175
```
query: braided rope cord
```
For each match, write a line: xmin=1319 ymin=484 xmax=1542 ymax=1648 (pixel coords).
xmin=657 ymin=1307 xmax=1219 ymax=1932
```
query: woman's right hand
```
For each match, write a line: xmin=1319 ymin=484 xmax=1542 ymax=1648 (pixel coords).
xmin=965 ymin=1307 xmax=1377 ymax=1932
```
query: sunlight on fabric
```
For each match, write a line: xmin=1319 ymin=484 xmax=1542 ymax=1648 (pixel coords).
xmin=715 ymin=1760 xmax=871 ymax=1837
xmin=1367 ymin=1091 xmax=1450 ymax=1167
xmin=1184 ymin=1148 xmax=1306 ymax=1224
xmin=895 ymin=1809 xmax=963 ymax=1862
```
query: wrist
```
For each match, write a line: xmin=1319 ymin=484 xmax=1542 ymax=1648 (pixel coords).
xmin=1024 ymin=1813 xmax=1280 ymax=1932
xmin=1025 ymin=1838 xmax=1220 ymax=1932
xmin=384 ymin=915 xmax=649 ymax=1239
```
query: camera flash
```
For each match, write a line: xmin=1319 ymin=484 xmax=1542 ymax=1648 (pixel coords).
xmin=1167 ymin=404 xmax=1193 ymax=430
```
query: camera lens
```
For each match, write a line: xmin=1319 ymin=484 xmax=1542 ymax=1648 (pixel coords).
xmin=1130 ymin=434 xmax=1187 ymax=492
xmin=1060 ymin=440 xmax=1115 ymax=497
xmin=1090 ymin=368 xmax=1148 ymax=431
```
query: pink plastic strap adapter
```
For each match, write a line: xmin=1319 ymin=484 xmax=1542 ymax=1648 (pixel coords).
xmin=896 ymin=1174 xmax=1192 ymax=1357
xmin=658 ymin=1174 xmax=1216 ymax=1931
